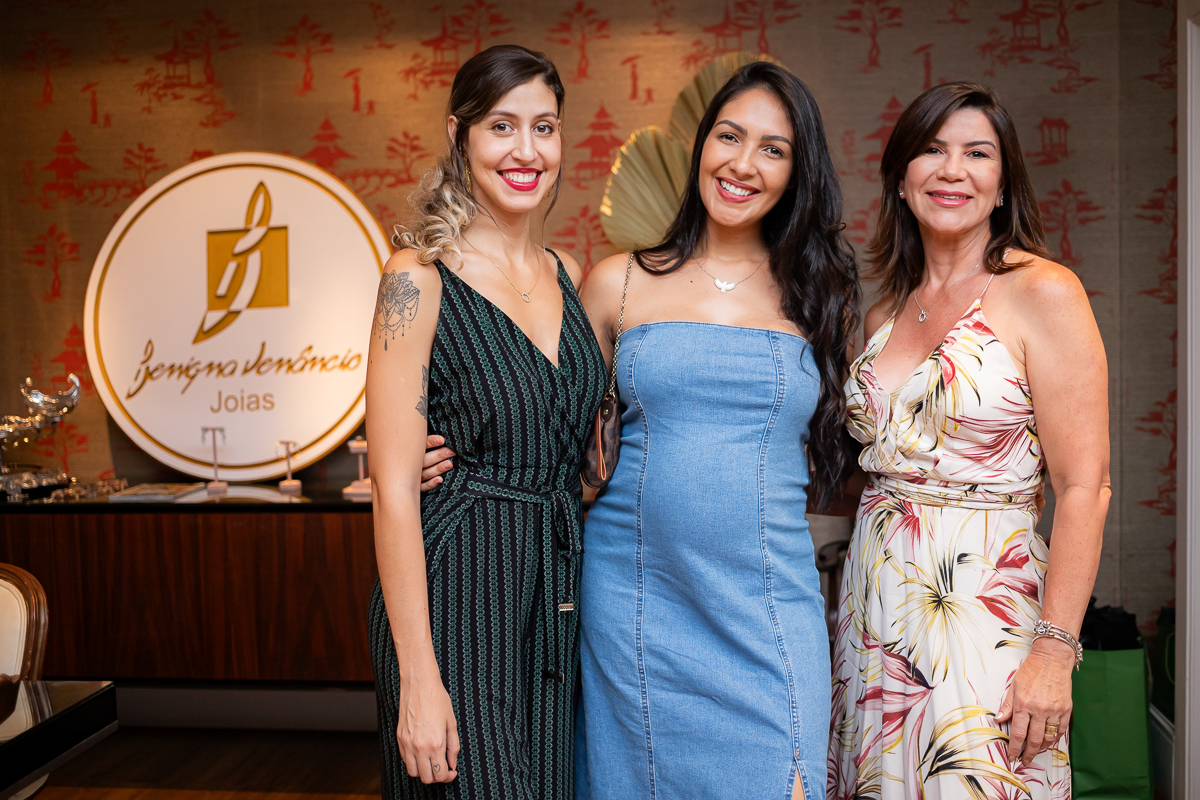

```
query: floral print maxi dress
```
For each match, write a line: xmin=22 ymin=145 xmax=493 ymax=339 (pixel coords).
xmin=829 ymin=285 xmax=1071 ymax=800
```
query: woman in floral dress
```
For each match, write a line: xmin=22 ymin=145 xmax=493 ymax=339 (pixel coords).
xmin=829 ymin=83 xmax=1108 ymax=800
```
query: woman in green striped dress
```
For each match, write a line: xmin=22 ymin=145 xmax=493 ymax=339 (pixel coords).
xmin=366 ymin=46 xmax=605 ymax=799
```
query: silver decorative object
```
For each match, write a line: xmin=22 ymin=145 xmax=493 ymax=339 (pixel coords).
xmin=1 ymin=467 xmax=70 ymax=503
xmin=1 ymin=375 xmax=81 ymax=501
xmin=0 ymin=375 xmax=81 ymax=450
xmin=49 ymin=478 xmax=130 ymax=503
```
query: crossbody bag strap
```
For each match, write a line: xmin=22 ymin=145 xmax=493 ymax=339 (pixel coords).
xmin=606 ymin=254 xmax=634 ymax=399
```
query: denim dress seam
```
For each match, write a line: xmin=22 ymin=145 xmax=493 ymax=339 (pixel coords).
xmin=626 ymin=326 xmax=658 ymax=799
xmin=797 ymin=342 xmax=823 ymax=800
xmin=795 ymin=761 xmax=814 ymax=800
xmin=759 ymin=331 xmax=804 ymax=799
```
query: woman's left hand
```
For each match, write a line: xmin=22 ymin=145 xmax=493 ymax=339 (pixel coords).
xmin=994 ymin=637 xmax=1076 ymax=766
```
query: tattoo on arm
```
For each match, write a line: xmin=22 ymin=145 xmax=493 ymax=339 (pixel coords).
xmin=416 ymin=366 xmax=429 ymax=419
xmin=373 ymin=271 xmax=420 ymax=350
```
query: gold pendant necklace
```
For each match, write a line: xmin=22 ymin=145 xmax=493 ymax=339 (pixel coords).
xmin=463 ymin=236 xmax=542 ymax=303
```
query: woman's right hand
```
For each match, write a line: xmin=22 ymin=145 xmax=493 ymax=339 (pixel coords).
xmin=420 ymin=435 xmax=455 ymax=491
xmin=397 ymin=672 xmax=461 ymax=784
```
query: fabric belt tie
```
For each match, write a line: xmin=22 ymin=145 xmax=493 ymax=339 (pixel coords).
xmin=459 ymin=471 xmax=581 ymax=685
xmin=870 ymin=473 xmax=1041 ymax=511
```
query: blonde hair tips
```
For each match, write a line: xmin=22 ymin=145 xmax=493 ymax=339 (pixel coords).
xmin=393 ymin=159 xmax=475 ymax=265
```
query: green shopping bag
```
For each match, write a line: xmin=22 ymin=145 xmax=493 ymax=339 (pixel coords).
xmin=1070 ymin=648 xmax=1152 ymax=800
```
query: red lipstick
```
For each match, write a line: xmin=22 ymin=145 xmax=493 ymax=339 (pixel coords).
xmin=499 ymin=169 xmax=541 ymax=192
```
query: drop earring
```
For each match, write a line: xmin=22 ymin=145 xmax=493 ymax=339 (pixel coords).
xmin=465 ymin=162 xmax=472 ymax=194
xmin=999 ymin=194 xmax=1004 ymax=207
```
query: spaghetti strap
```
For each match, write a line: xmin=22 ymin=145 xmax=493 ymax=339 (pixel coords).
xmin=977 ymin=247 xmax=1015 ymax=302
xmin=979 ymin=271 xmax=996 ymax=301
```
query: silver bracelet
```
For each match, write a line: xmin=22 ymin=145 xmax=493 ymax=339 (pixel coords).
xmin=1033 ymin=619 xmax=1083 ymax=671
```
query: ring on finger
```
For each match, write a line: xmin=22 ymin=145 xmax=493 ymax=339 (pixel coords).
xmin=1044 ymin=721 xmax=1060 ymax=738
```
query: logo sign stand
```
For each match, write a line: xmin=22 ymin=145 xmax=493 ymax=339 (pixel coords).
xmin=201 ymin=426 xmax=227 ymax=495
xmin=276 ymin=440 xmax=301 ymax=495
xmin=342 ymin=436 xmax=371 ymax=502
xmin=84 ymin=153 xmax=389 ymax=481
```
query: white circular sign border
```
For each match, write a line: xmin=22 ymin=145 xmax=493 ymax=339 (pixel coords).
xmin=83 ymin=152 xmax=389 ymax=481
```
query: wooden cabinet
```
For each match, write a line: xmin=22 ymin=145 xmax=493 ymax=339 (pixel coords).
xmin=0 ymin=507 xmax=377 ymax=682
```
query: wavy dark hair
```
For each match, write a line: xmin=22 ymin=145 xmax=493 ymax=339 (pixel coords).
xmin=635 ymin=62 xmax=860 ymax=512
xmin=396 ymin=44 xmax=565 ymax=263
xmin=869 ymin=82 xmax=1048 ymax=305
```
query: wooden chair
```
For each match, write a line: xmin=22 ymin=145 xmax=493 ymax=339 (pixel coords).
xmin=0 ymin=563 xmax=48 ymax=680
xmin=0 ymin=564 xmax=49 ymax=800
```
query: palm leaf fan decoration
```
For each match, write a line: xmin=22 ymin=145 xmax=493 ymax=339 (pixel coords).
xmin=598 ymin=128 xmax=689 ymax=253
xmin=668 ymin=51 xmax=785 ymax=148
xmin=599 ymin=52 xmax=786 ymax=252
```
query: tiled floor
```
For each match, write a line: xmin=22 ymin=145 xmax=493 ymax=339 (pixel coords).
xmin=42 ymin=728 xmax=382 ymax=800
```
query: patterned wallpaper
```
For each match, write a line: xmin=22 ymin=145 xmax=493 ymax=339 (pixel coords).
xmin=0 ymin=0 xmax=1177 ymax=625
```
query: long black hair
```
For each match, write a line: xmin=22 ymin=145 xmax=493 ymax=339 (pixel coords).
xmin=635 ymin=62 xmax=860 ymax=512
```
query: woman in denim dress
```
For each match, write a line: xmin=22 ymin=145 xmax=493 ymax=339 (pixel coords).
xmin=576 ymin=63 xmax=858 ymax=800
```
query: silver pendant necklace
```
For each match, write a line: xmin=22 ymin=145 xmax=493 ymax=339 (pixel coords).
xmin=913 ymin=259 xmax=982 ymax=322
xmin=696 ymin=252 xmax=769 ymax=294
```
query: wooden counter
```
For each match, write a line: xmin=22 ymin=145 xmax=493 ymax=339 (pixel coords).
xmin=0 ymin=498 xmax=377 ymax=682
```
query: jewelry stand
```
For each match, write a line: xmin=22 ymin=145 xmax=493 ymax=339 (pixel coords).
xmin=276 ymin=440 xmax=301 ymax=495
xmin=342 ymin=436 xmax=371 ymax=501
xmin=201 ymin=426 xmax=227 ymax=495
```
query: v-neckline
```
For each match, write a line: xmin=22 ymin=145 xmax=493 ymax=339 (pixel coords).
xmin=867 ymin=298 xmax=981 ymax=396
xmin=440 ymin=259 xmax=567 ymax=371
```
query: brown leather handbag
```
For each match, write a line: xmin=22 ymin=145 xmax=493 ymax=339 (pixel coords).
xmin=581 ymin=254 xmax=633 ymax=490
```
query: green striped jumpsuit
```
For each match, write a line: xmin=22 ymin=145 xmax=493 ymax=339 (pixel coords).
xmin=369 ymin=252 xmax=606 ymax=800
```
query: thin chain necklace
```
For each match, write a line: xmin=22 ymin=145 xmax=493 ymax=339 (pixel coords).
xmin=696 ymin=251 xmax=769 ymax=294
xmin=913 ymin=259 xmax=983 ymax=322
xmin=463 ymin=235 xmax=542 ymax=303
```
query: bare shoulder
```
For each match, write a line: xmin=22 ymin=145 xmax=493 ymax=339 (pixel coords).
xmin=382 ymin=248 xmax=443 ymax=287
xmin=579 ymin=251 xmax=635 ymax=335
xmin=550 ymin=248 xmax=584 ymax=290
xmin=863 ymin=296 xmax=896 ymax=340
xmin=580 ymin=252 xmax=634 ymax=300
xmin=1002 ymin=251 xmax=1091 ymax=315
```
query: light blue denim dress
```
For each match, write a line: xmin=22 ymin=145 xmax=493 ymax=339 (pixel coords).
xmin=578 ymin=322 xmax=829 ymax=800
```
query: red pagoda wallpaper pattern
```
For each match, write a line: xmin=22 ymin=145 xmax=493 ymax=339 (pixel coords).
xmin=0 ymin=0 xmax=1178 ymax=622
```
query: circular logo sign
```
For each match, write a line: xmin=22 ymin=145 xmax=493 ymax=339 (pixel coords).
xmin=84 ymin=152 xmax=388 ymax=480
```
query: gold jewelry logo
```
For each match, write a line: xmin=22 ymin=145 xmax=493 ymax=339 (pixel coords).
xmin=195 ymin=182 xmax=288 ymax=343
xmin=85 ymin=153 xmax=388 ymax=480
